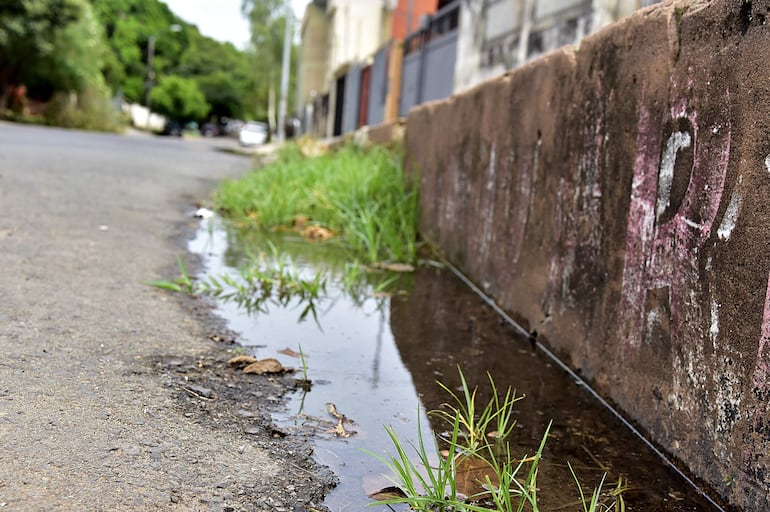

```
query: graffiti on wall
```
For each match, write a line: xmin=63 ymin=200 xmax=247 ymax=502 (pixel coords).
xmin=614 ymin=80 xmax=745 ymax=469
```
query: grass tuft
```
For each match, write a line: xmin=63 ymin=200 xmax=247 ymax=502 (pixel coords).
xmin=214 ymin=143 xmax=419 ymax=266
xmin=368 ymin=368 xmax=625 ymax=512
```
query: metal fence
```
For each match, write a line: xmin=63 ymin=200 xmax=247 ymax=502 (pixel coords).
xmin=399 ymin=1 xmax=460 ymax=117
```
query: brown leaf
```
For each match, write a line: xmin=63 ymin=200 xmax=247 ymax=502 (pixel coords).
xmin=293 ymin=215 xmax=310 ymax=228
xmin=242 ymin=358 xmax=292 ymax=375
xmin=301 ymin=225 xmax=334 ymax=241
xmin=372 ymin=262 xmax=415 ymax=273
xmin=368 ymin=486 xmax=408 ymax=501
xmin=227 ymin=355 xmax=258 ymax=368
xmin=278 ymin=347 xmax=302 ymax=358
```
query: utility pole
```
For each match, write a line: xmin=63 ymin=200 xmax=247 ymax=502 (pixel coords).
xmin=277 ymin=5 xmax=292 ymax=143
xmin=145 ymin=35 xmax=156 ymax=110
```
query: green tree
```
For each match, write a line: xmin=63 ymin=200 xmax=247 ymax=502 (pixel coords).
xmin=0 ymin=0 xmax=86 ymax=107
xmin=175 ymin=30 xmax=255 ymax=120
xmin=27 ymin=2 xmax=109 ymax=97
xmin=93 ymin=0 xmax=257 ymax=122
xmin=150 ymin=74 xmax=209 ymax=121
xmin=91 ymin=0 xmax=185 ymax=103
xmin=241 ymin=0 xmax=298 ymax=124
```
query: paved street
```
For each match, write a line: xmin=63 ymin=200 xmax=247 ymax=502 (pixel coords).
xmin=0 ymin=123 xmax=320 ymax=510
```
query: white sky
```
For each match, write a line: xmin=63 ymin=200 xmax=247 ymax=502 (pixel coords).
xmin=162 ymin=0 xmax=310 ymax=49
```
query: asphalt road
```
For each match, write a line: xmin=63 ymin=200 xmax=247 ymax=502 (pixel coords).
xmin=0 ymin=123 xmax=322 ymax=511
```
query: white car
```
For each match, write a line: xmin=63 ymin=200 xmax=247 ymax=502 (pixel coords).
xmin=238 ymin=121 xmax=268 ymax=146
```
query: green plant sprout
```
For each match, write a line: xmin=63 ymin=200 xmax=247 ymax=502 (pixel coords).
xmin=368 ymin=368 xmax=626 ymax=512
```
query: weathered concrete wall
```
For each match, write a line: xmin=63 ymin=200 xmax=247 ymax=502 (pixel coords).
xmin=405 ymin=0 xmax=770 ymax=509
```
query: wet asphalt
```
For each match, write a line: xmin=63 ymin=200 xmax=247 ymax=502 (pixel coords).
xmin=0 ymin=122 xmax=302 ymax=510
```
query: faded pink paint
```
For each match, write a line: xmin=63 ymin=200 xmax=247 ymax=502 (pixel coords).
xmin=752 ymin=274 xmax=770 ymax=391
xmin=619 ymin=105 xmax=661 ymax=347
xmin=546 ymin=80 xmax=605 ymax=313
xmin=619 ymin=91 xmax=732 ymax=354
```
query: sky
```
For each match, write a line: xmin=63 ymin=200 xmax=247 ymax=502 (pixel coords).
xmin=162 ymin=0 xmax=310 ymax=49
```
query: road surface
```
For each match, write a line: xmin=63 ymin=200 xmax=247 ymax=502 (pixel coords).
xmin=0 ymin=123 xmax=330 ymax=511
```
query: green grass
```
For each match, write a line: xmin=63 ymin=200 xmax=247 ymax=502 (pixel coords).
xmin=368 ymin=368 xmax=626 ymax=512
xmin=214 ymin=143 xmax=420 ymax=266
xmin=149 ymin=249 xmax=326 ymax=324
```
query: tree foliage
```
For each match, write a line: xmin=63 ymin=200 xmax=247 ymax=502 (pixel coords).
xmin=0 ymin=0 xmax=294 ymax=125
xmin=0 ymin=0 xmax=90 ymax=104
xmin=150 ymin=74 xmax=209 ymax=121
xmin=241 ymin=0 xmax=298 ymax=123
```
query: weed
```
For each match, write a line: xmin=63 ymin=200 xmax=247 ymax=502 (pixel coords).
xmin=214 ymin=143 xmax=420 ymax=267
xmin=368 ymin=369 xmax=625 ymax=512
xmin=150 ymin=251 xmax=326 ymax=324
xmin=148 ymin=256 xmax=194 ymax=293
xmin=431 ymin=367 xmax=523 ymax=456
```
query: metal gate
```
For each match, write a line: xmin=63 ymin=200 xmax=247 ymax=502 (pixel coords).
xmin=399 ymin=1 xmax=459 ymax=118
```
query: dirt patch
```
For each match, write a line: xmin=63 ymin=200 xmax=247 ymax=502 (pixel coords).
xmin=150 ymin=341 xmax=337 ymax=511
xmin=143 ymin=289 xmax=338 ymax=511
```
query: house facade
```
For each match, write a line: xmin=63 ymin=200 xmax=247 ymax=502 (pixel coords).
xmin=454 ymin=0 xmax=661 ymax=93
xmin=296 ymin=0 xmax=660 ymax=138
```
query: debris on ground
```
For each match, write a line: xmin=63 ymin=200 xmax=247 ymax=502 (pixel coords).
xmin=325 ymin=403 xmax=356 ymax=438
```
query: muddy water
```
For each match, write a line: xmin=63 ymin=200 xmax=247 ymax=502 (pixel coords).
xmin=190 ymin=219 xmax=722 ymax=511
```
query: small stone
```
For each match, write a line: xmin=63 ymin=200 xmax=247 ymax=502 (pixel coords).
xmin=186 ymin=385 xmax=214 ymax=399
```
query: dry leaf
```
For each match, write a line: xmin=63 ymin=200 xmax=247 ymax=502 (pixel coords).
xmin=242 ymin=358 xmax=291 ymax=375
xmin=227 ymin=355 xmax=258 ymax=368
xmin=293 ymin=215 xmax=310 ymax=228
xmin=372 ymin=262 xmax=415 ymax=273
xmin=368 ymin=486 xmax=408 ymax=501
xmin=301 ymin=225 xmax=333 ymax=241
xmin=325 ymin=402 xmax=356 ymax=437
xmin=278 ymin=347 xmax=301 ymax=358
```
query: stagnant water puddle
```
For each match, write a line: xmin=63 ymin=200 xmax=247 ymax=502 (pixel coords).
xmin=189 ymin=218 xmax=723 ymax=511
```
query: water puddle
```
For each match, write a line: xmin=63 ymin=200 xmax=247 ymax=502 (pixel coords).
xmin=189 ymin=218 xmax=722 ymax=511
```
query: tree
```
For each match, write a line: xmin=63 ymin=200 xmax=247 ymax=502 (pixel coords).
xmin=175 ymin=30 xmax=255 ymax=120
xmin=93 ymin=0 xmax=257 ymax=121
xmin=150 ymin=74 xmax=209 ymax=122
xmin=241 ymin=0 xmax=298 ymax=125
xmin=91 ymin=0 xmax=186 ymax=104
xmin=27 ymin=2 xmax=109 ymax=98
xmin=0 ymin=0 xmax=87 ymax=107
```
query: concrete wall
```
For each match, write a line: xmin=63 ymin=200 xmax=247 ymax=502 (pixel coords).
xmin=454 ymin=0 xmax=661 ymax=94
xmin=405 ymin=0 xmax=770 ymax=509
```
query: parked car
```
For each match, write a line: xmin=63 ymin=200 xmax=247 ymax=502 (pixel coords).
xmin=239 ymin=121 xmax=268 ymax=146
xmin=161 ymin=120 xmax=182 ymax=137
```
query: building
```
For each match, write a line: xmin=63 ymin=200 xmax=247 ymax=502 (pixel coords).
xmin=297 ymin=0 xmax=663 ymax=138
xmin=454 ymin=0 xmax=661 ymax=93
xmin=296 ymin=1 xmax=330 ymax=134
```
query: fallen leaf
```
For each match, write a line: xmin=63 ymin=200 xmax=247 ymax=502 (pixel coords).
xmin=368 ymin=486 xmax=408 ymax=501
xmin=243 ymin=358 xmax=293 ymax=375
xmin=326 ymin=402 xmax=357 ymax=437
xmin=301 ymin=225 xmax=333 ymax=241
xmin=227 ymin=355 xmax=258 ymax=368
xmin=293 ymin=215 xmax=310 ymax=228
xmin=278 ymin=347 xmax=302 ymax=358
xmin=372 ymin=262 xmax=415 ymax=273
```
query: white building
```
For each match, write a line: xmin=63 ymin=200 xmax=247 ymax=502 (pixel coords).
xmin=454 ymin=0 xmax=660 ymax=93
